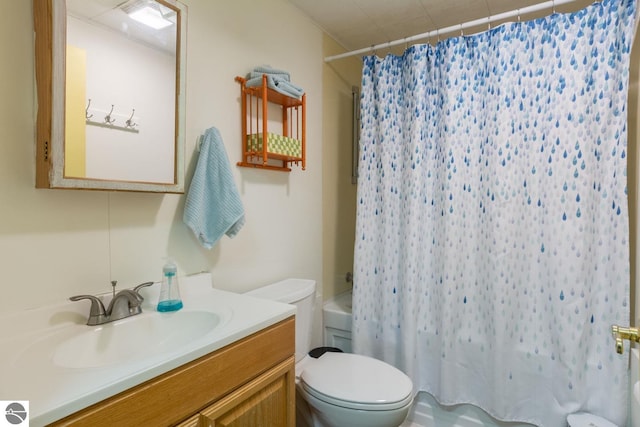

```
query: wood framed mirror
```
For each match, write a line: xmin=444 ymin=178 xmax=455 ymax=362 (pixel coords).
xmin=33 ymin=0 xmax=187 ymax=193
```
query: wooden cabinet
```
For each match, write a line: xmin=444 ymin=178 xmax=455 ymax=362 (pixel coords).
xmin=235 ymin=75 xmax=306 ymax=172
xmin=50 ymin=317 xmax=295 ymax=427
xmin=199 ymin=358 xmax=293 ymax=426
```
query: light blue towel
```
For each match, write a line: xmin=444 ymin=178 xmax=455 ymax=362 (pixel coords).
xmin=249 ymin=70 xmax=290 ymax=82
xmin=183 ymin=127 xmax=245 ymax=249
xmin=245 ymin=75 xmax=305 ymax=99
xmin=251 ymin=65 xmax=290 ymax=80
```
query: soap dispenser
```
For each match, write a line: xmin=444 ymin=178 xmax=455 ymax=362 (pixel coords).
xmin=157 ymin=259 xmax=183 ymax=312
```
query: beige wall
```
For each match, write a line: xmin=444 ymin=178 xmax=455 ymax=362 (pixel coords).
xmin=1 ymin=0 xmax=323 ymax=351
xmin=64 ymin=45 xmax=86 ymax=177
xmin=322 ymin=35 xmax=361 ymax=301
xmin=3 ymin=0 xmax=638 ymax=348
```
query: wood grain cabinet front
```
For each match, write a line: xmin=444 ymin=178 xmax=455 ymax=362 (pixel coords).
xmin=198 ymin=357 xmax=294 ymax=427
xmin=50 ymin=317 xmax=295 ymax=427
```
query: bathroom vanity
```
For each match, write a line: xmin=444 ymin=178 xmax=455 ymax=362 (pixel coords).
xmin=52 ymin=318 xmax=295 ymax=426
xmin=0 ymin=273 xmax=296 ymax=426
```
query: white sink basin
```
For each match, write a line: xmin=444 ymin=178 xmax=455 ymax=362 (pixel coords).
xmin=0 ymin=273 xmax=296 ymax=426
xmin=53 ymin=310 xmax=220 ymax=369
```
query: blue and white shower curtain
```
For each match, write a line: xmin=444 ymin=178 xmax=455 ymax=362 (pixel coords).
xmin=353 ymin=0 xmax=637 ymax=425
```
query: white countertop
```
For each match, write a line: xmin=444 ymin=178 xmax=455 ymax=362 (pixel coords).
xmin=0 ymin=273 xmax=295 ymax=426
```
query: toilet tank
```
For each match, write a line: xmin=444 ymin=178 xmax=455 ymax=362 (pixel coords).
xmin=245 ymin=278 xmax=316 ymax=362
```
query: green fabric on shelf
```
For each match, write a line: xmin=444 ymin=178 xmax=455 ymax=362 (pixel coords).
xmin=246 ymin=133 xmax=301 ymax=157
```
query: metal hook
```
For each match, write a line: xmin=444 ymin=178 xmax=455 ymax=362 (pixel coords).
xmin=85 ymin=99 xmax=93 ymax=120
xmin=552 ymin=0 xmax=556 ymax=14
xmin=125 ymin=109 xmax=137 ymax=129
xmin=488 ymin=15 xmax=492 ymax=30
xmin=518 ymin=8 xmax=521 ymax=22
xmin=460 ymin=23 xmax=464 ymax=36
xmin=104 ymin=104 xmax=116 ymax=125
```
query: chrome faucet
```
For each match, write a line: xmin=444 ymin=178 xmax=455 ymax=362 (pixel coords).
xmin=70 ymin=281 xmax=154 ymax=326
xmin=106 ymin=289 xmax=143 ymax=322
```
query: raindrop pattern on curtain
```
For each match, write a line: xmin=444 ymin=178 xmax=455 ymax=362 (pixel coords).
xmin=353 ymin=0 xmax=636 ymax=425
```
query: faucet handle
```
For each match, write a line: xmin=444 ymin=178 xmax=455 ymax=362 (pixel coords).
xmin=133 ymin=281 xmax=155 ymax=300
xmin=70 ymin=295 xmax=108 ymax=326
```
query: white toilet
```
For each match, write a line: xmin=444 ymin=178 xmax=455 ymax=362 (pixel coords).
xmin=245 ymin=279 xmax=414 ymax=427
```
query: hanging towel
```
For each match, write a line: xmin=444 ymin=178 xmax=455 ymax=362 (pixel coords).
xmin=183 ymin=127 xmax=245 ymax=249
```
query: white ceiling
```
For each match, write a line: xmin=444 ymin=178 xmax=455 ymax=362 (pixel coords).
xmin=287 ymin=0 xmax=594 ymax=54
xmin=66 ymin=0 xmax=177 ymax=54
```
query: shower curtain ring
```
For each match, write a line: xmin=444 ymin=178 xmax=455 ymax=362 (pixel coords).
xmin=552 ymin=0 xmax=556 ymax=14
xmin=460 ymin=23 xmax=464 ymax=36
xmin=517 ymin=9 xmax=521 ymax=22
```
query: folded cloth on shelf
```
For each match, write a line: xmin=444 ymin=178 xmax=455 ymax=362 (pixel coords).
xmin=245 ymin=75 xmax=305 ymax=99
xmin=248 ymin=70 xmax=290 ymax=82
xmin=250 ymin=65 xmax=291 ymax=81
xmin=183 ymin=127 xmax=245 ymax=249
xmin=274 ymin=78 xmax=304 ymax=98
xmin=246 ymin=133 xmax=302 ymax=157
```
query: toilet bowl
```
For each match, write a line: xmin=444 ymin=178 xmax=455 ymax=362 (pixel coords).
xmin=297 ymin=351 xmax=413 ymax=427
xmin=245 ymin=279 xmax=414 ymax=427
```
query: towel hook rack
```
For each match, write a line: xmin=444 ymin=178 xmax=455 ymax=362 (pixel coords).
xmin=125 ymin=109 xmax=137 ymax=129
xmin=104 ymin=104 xmax=116 ymax=125
xmin=85 ymin=99 xmax=93 ymax=120
xmin=85 ymin=102 xmax=140 ymax=134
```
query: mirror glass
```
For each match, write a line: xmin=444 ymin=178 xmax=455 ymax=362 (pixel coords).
xmin=35 ymin=0 xmax=186 ymax=193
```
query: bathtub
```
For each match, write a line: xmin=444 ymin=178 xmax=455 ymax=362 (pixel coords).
xmin=322 ymin=290 xmax=352 ymax=353
xmin=323 ymin=291 xmax=639 ymax=427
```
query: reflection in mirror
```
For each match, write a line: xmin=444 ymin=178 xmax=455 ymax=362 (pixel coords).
xmin=34 ymin=0 xmax=187 ymax=193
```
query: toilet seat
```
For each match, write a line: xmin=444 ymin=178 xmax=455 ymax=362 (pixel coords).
xmin=299 ymin=352 xmax=413 ymax=411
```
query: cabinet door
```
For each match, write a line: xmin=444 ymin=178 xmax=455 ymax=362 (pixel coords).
xmin=199 ymin=357 xmax=295 ymax=427
xmin=175 ymin=414 xmax=200 ymax=427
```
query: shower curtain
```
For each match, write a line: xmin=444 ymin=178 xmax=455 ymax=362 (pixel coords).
xmin=352 ymin=0 xmax=637 ymax=425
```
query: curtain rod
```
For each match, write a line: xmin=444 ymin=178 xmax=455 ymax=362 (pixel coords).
xmin=324 ymin=0 xmax=581 ymax=62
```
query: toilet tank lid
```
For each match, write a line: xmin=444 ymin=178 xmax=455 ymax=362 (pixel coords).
xmin=245 ymin=278 xmax=316 ymax=304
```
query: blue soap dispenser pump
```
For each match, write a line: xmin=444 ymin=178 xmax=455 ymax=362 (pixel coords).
xmin=157 ymin=258 xmax=183 ymax=312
